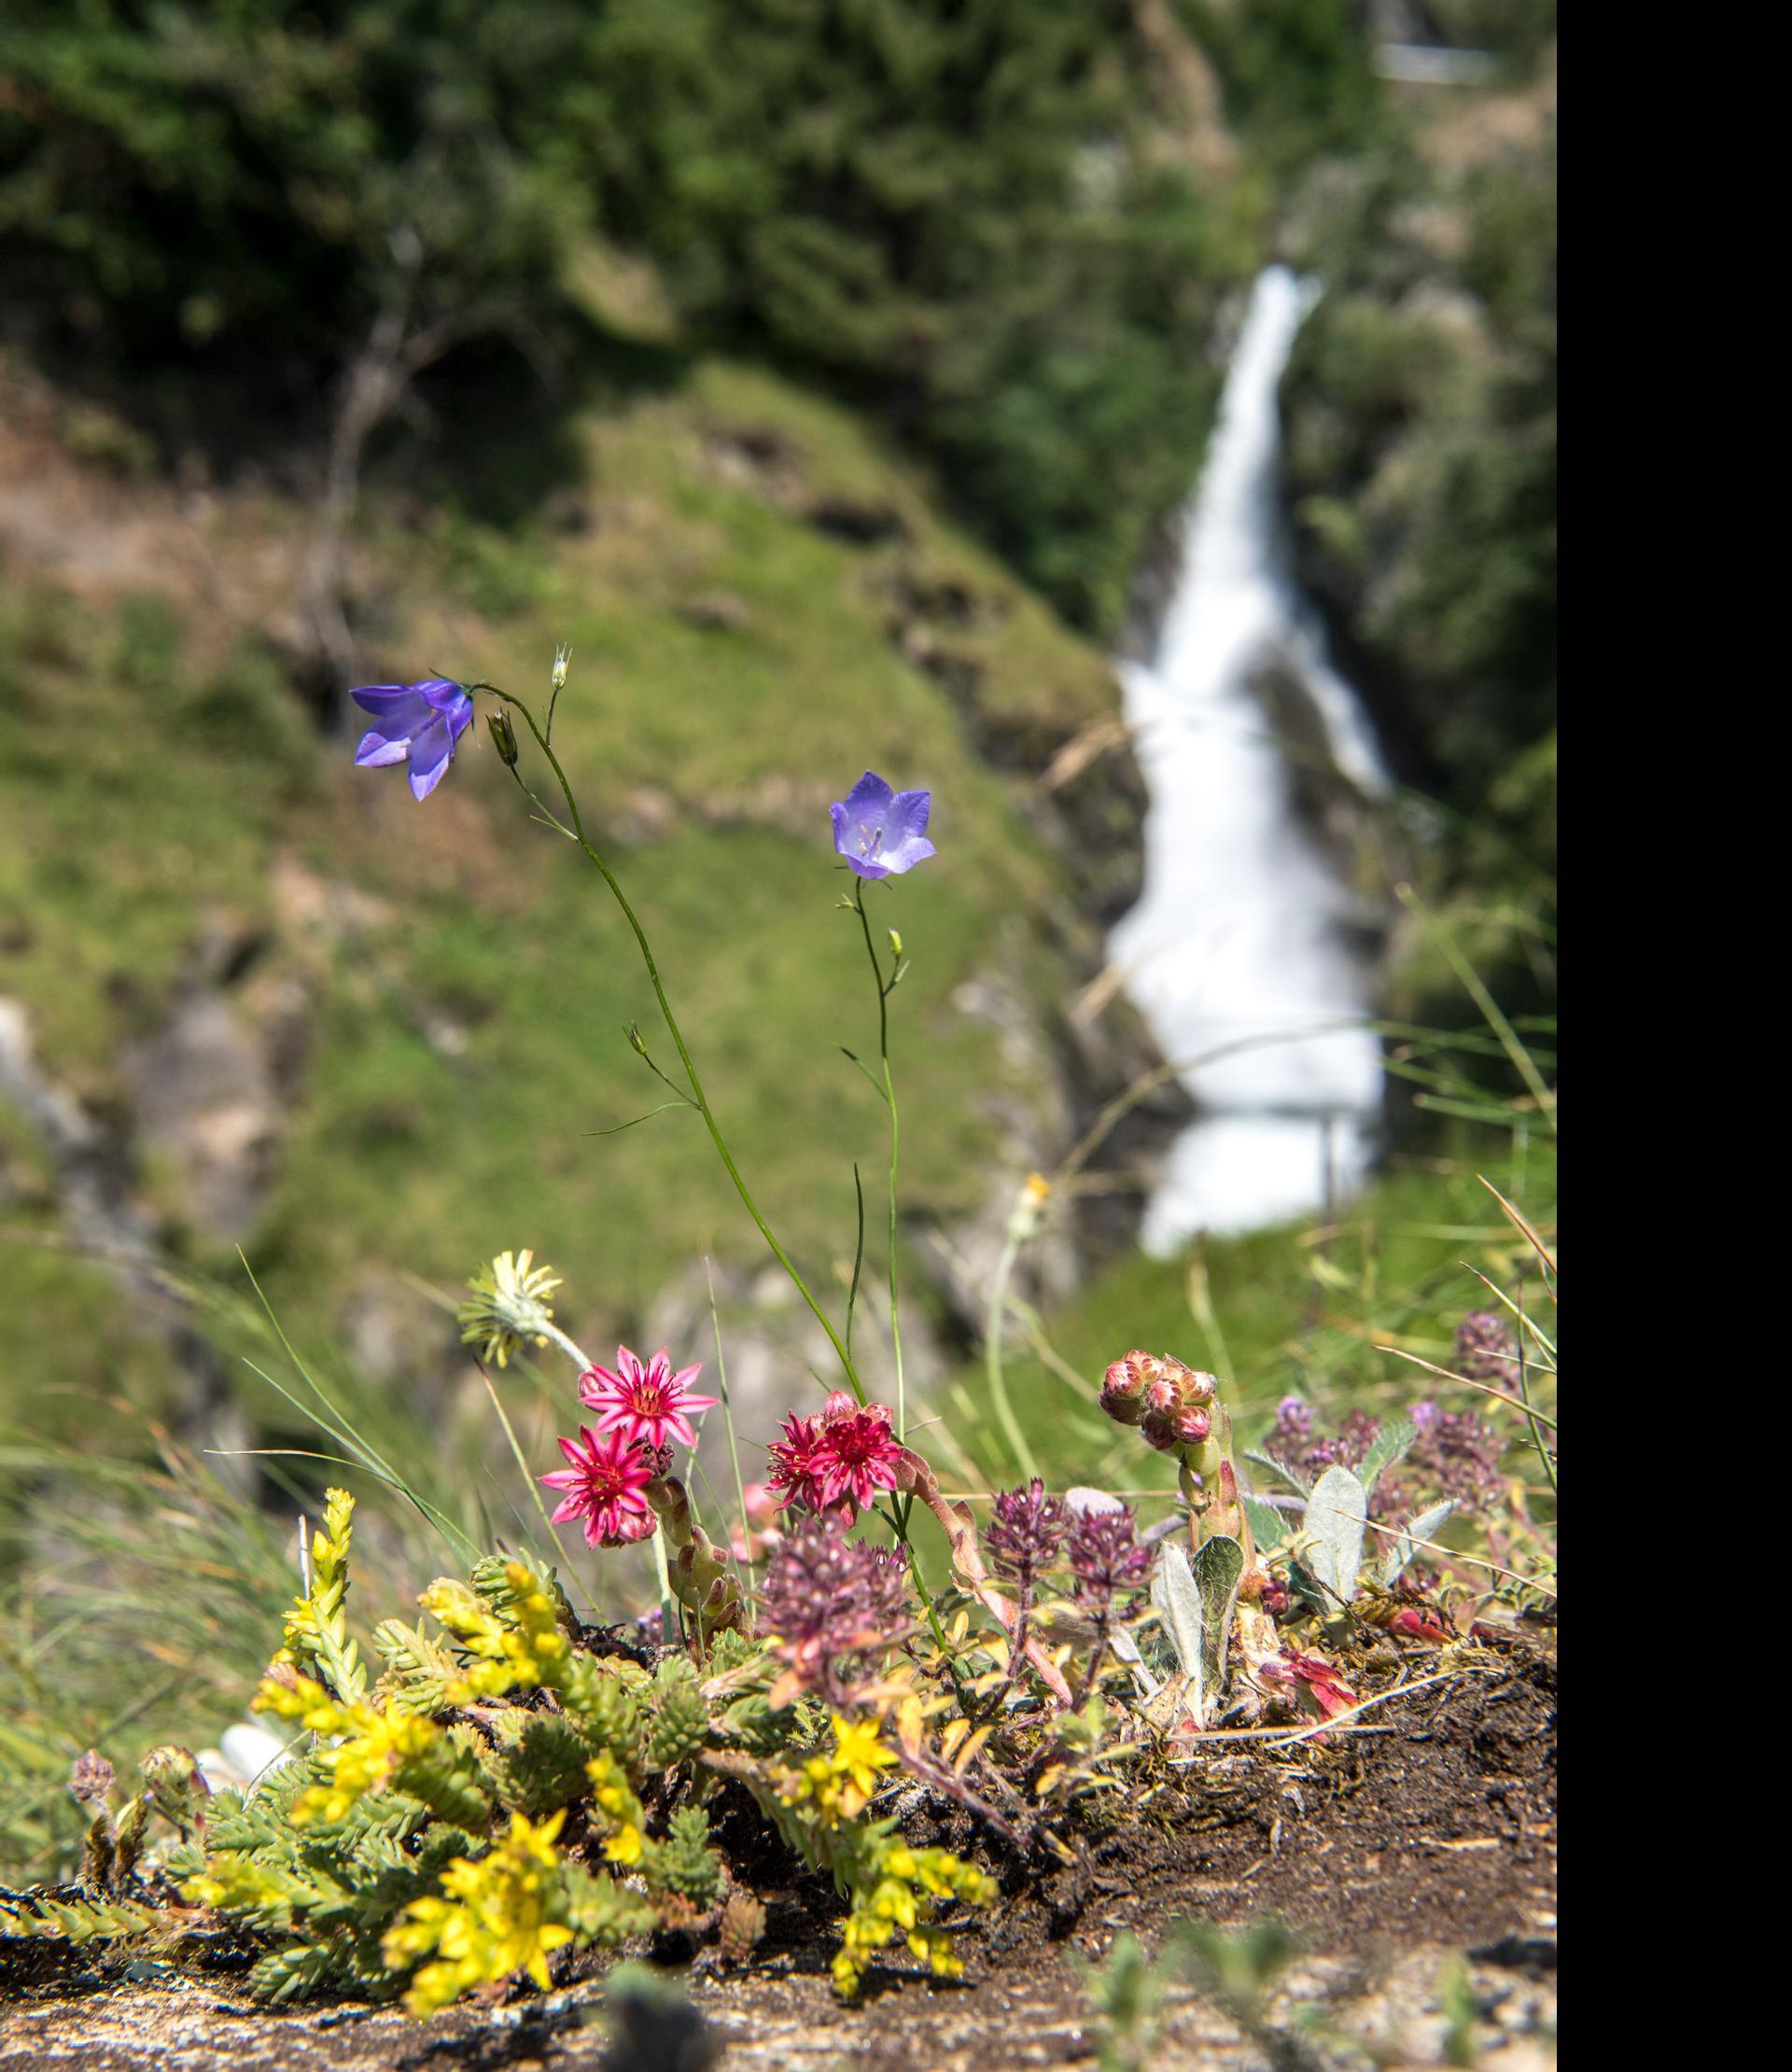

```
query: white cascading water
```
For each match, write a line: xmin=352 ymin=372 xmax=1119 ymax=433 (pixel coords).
xmin=1111 ymin=266 xmax=1388 ymax=1249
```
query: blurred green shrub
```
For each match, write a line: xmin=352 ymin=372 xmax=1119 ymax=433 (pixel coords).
xmin=0 ymin=2 xmax=1329 ymax=634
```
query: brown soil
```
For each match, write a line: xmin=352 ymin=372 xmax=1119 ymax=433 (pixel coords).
xmin=0 ymin=1643 xmax=1556 ymax=2069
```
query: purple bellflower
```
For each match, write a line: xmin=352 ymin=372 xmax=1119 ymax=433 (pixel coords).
xmin=352 ymin=679 xmax=475 ymax=800
xmin=830 ymin=770 xmax=935 ymax=879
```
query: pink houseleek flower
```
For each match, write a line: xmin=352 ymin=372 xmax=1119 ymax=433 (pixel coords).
xmin=579 ymin=1344 xmax=719 ymax=1452
xmin=811 ymin=1397 xmax=905 ymax=1517
xmin=539 ymin=1425 xmax=658 ymax=1548
xmin=765 ymin=1393 xmax=905 ymax=1522
xmin=765 ymin=1409 xmax=833 ymax=1516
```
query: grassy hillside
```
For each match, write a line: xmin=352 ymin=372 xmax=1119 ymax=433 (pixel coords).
xmin=0 ymin=352 xmax=1139 ymax=1468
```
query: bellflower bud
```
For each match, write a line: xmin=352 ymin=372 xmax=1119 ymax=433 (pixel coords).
xmin=486 ymin=708 xmax=520 ymax=767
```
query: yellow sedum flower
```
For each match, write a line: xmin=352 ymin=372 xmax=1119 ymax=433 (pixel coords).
xmin=421 ymin=1567 xmax=570 ymax=1703
xmin=585 ymin=1752 xmax=647 ymax=1866
xmin=252 ymin=1662 xmax=441 ymax=1828
xmin=781 ymin=1714 xmax=899 ymax=1825
xmin=830 ymin=1715 xmax=898 ymax=1806
xmin=832 ymin=1836 xmax=998 ymax=1998
xmin=457 ymin=1251 xmax=562 ymax=1369
xmin=384 ymin=1811 xmax=574 ymax=2016
xmin=290 ymin=1701 xmax=438 ymax=1828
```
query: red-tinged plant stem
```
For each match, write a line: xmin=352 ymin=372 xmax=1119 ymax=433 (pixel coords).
xmin=889 ymin=1739 xmax=1026 ymax=1849
xmin=974 ymin=1573 xmax=1033 ymax=1726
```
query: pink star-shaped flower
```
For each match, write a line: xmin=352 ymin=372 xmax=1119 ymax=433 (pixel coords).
xmin=579 ymin=1344 xmax=718 ymax=1452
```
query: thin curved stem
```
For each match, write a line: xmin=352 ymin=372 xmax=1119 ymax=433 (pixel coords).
xmin=482 ymin=686 xmax=863 ymax=1404
xmin=852 ymin=886 xmax=906 ymax=1439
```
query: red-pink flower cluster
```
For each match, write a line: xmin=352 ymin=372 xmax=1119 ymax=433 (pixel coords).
xmin=765 ymin=1391 xmax=906 ymax=1522
xmin=1099 ymin=1349 xmax=1217 ymax=1454
xmin=539 ymin=1425 xmax=665 ymax=1548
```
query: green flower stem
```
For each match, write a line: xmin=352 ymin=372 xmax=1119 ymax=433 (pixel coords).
xmin=474 ymin=1365 xmax=588 ymax=1613
xmin=483 ymin=685 xmax=864 ymax=1407
xmin=650 ymin=1519 xmax=677 ymax=1642
xmin=851 ymin=886 xmax=906 ymax=1443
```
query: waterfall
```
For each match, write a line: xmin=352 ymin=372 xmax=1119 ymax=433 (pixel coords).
xmin=1111 ymin=266 xmax=1387 ymax=1250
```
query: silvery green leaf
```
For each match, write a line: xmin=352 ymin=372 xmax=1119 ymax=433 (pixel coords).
xmin=1358 ymin=1417 xmax=1417 ymax=1498
xmin=1243 ymin=1496 xmax=1293 ymax=1549
xmin=1244 ymin=1447 xmax=1310 ymax=1495
xmin=1190 ymin=1535 xmax=1244 ymax=1714
xmin=1303 ymin=1465 xmax=1366 ymax=1606
xmin=1107 ymin=1623 xmax=1161 ymax=1701
xmin=1379 ymin=1499 xmax=1454 ymax=1587
xmin=1151 ymin=1543 xmax=1204 ymax=1682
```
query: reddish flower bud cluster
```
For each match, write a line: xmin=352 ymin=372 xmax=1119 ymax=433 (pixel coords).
xmin=1099 ymin=1351 xmax=1217 ymax=1454
xmin=765 ymin=1392 xmax=907 ymax=1522
xmin=758 ymin=1510 xmax=912 ymax=1703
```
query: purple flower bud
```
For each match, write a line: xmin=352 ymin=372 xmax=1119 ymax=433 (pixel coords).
xmin=1455 ymin=1310 xmax=1519 ymax=1382
xmin=1407 ymin=1405 xmax=1507 ymax=1518
xmin=987 ymin=1479 xmax=1068 ymax=1588
xmin=759 ymin=1511 xmax=912 ymax=1704
xmin=1067 ymin=1504 xmax=1153 ymax=1613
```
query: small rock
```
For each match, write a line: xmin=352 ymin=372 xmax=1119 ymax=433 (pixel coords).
xmin=677 ymin=590 xmax=753 ymax=633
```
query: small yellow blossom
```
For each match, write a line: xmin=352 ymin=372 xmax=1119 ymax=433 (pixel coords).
xmin=384 ymin=1811 xmax=573 ymax=2016
xmin=829 ymin=1715 xmax=898 ymax=1809
xmin=290 ymin=1701 xmax=437 ymax=1828
xmin=603 ymin=1823 xmax=644 ymax=1867
xmin=780 ymin=1714 xmax=899 ymax=1825
xmin=423 ymin=1567 xmax=570 ymax=1703
xmin=585 ymin=1752 xmax=648 ymax=1867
